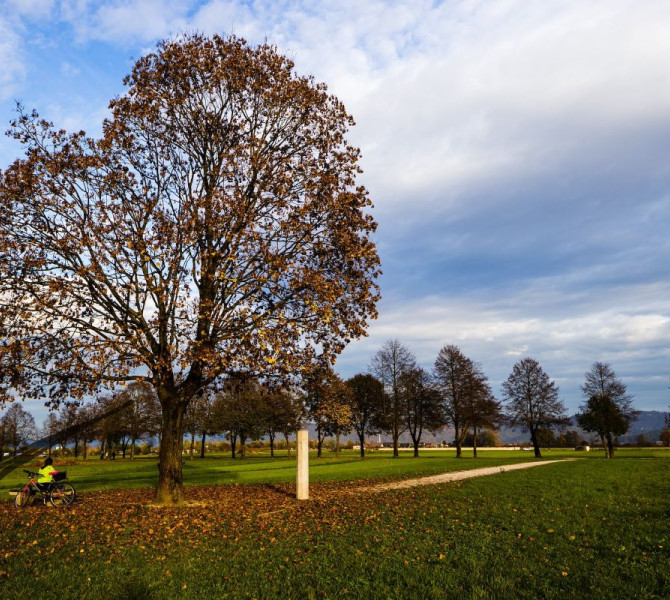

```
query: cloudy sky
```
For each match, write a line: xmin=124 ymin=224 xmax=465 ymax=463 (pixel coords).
xmin=1 ymin=0 xmax=669 ymax=422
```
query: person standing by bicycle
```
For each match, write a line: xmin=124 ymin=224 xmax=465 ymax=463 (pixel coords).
xmin=36 ymin=457 xmax=59 ymax=492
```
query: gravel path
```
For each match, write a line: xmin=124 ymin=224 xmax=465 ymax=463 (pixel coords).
xmin=359 ymin=459 xmax=574 ymax=492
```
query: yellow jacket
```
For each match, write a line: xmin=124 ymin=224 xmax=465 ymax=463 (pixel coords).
xmin=37 ymin=465 xmax=57 ymax=484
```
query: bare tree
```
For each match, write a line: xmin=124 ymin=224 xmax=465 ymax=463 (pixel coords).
xmin=40 ymin=412 xmax=60 ymax=457
xmin=577 ymin=362 xmax=637 ymax=458
xmin=399 ymin=367 xmax=446 ymax=457
xmin=1 ymin=403 xmax=36 ymax=457
xmin=501 ymin=358 xmax=569 ymax=458
xmin=462 ymin=375 xmax=501 ymax=458
xmin=370 ymin=340 xmax=416 ymax=457
xmin=433 ymin=345 xmax=480 ymax=458
xmin=57 ymin=404 xmax=84 ymax=458
xmin=0 ymin=34 xmax=380 ymax=504
xmin=346 ymin=373 xmax=384 ymax=457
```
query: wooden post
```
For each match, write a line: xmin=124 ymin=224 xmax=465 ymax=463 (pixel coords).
xmin=296 ymin=429 xmax=309 ymax=500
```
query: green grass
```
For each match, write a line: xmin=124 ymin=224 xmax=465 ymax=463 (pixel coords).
xmin=0 ymin=450 xmax=668 ymax=598
xmin=2 ymin=447 xmax=666 ymax=497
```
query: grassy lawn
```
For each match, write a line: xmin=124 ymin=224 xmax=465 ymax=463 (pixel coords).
xmin=0 ymin=449 xmax=555 ymax=496
xmin=2 ymin=447 xmax=666 ymax=496
xmin=0 ymin=450 xmax=668 ymax=598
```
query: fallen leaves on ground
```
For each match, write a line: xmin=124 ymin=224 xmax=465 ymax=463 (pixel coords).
xmin=0 ymin=480 xmax=420 ymax=568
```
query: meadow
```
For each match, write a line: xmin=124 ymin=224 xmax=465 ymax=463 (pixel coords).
xmin=0 ymin=449 xmax=668 ymax=599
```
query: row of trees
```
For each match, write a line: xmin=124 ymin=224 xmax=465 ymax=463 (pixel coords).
xmin=314 ymin=340 xmax=642 ymax=459
xmin=0 ymin=353 xmax=664 ymax=462
xmin=0 ymin=382 xmax=162 ymax=459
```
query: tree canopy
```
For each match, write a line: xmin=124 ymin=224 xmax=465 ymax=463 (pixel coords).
xmin=501 ymin=357 xmax=569 ymax=458
xmin=0 ymin=34 xmax=380 ymax=504
xmin=577 ymin=362 xmax=636 ymax=458
xmin=433 ymin=345 xmax=489 ymax=458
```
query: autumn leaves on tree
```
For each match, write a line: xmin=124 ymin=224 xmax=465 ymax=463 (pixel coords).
xmin=0 ymin=34 xmax=380 ymax=504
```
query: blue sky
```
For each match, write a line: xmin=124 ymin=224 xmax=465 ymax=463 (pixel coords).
xmin=1 ymin=0 xmax=669 ymax=424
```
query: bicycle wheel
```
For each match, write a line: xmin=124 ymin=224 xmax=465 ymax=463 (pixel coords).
xmin=14 ymin=488 xmax=31 ymax=508
xmin=49 ymin=482 xmax=76 ymax=507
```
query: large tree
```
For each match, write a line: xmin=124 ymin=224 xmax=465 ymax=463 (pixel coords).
xmin=501 ymin=358 xmax=569 ymax=458
xmin=0 ymin=34 xmax=379 ymax=504
xmin=399 ymin=367 xmax=445 ymax=457
xmin=370 ymin=340 xmax=416 ymax=457
xmin=577 ymin=362 xmax=636 ymax=458
xmin=433 ymin=345 xmax=482 ymax=458
xmin=346 ymin=373 xmax=384 ymax=457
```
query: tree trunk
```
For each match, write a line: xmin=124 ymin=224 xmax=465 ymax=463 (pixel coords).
xmin=392 ymin=429 xmax=400 ymax=458
xmin=392 ymin=416 xmax=400 ymax=457
xmin=359 ymin=432 xmax=365 ymax=458
xmin=599 ymin=434 xmax=609 ymax=458
xmin=284 ymin=433 xmax=291 ymax=457
xmin=230 ymin=432 xmax=237 ymax=459
xmin=473 ymin=426 xmax=478 ymax=458
xmin=156 ymin=401 xmax=187 ymax=506
xmin=130 ymin=435 xmax=136 ymax=460
xmin=335 ymin=431 xmax=340 ymax=457
xmin=531 ymin=430 xmax=542 ymax=458
xmin=606 ymin=433 xmax=614 ymax=458
xmin=239 ymin=434 xmax=247 ymax=459
xmin=317 ymin=426 xmax=324 ymax=458
xmin=200 ymin=431 xmax=206 ymax=459
xmin=269 ymin=432 xmax=275 ymax=458
xmin=413 ymin=439 xmax=419 ymax=457
xmin=454 ymin=423 xmax=462 ymax=458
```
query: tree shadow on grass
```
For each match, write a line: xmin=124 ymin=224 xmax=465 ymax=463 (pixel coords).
xmin=262 ymin=483 xmax=296 ymax=499
xmin=110 ymin=577 xmax=158 ymax=600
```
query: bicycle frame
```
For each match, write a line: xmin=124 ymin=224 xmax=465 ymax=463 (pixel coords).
xmin=16 ymin=473 xmax=48 ymax=505
xmin=14 ymin=470 xmax=75 ymax=508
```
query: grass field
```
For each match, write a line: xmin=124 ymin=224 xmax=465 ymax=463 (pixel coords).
xmin=0 ymin=448 xmax=572 ymax=496
xmin=0 ymin=449 xmax=668 ymax=598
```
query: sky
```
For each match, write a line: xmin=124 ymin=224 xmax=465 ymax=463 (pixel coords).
xmin=1 ymin=0 xmax=669 ymax=424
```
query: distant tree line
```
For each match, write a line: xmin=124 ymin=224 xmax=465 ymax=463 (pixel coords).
xmin=1 ymin=346 xmax=662 ymax=461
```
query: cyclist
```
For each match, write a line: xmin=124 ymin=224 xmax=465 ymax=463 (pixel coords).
xmin=36 ymin=457 xmax=60 ymax=492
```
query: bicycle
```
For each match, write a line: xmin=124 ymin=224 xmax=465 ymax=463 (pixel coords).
xmin=13 ymin=470 xmax=76 ymax=508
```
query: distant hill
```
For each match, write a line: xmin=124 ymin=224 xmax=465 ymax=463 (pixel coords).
xmin=491 ymin=411 xmax=667 ymax=445
xmin=326 ymin=410 xmax=668 ymax=447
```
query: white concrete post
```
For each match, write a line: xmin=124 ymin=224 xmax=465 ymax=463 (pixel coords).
xmin=296 ymin=429 xmax=309 ymax=500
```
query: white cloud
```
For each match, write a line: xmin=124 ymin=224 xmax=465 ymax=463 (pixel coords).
xmin=337 ymin=278 xmax=670 ymax=410
xmin=60 ymin=0 xmax=196 ymax=44
xmin=0 ymin=15 xmax=25 ymax=100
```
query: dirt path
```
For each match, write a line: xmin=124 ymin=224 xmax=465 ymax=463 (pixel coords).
xmin=359 ymin=459 xmax=574 ymax=492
